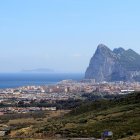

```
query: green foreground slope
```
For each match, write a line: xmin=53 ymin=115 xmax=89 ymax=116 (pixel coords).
xmin=40 ymin=92 xmax=140 ymax=139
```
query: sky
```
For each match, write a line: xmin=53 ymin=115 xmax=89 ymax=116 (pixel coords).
xmin=0 ymin=0 xmax=140 ymax=73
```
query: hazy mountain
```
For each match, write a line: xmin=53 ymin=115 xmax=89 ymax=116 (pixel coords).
xmin=21 ymin=68 xmax=54 ymax=73
xmin=85 ymin=44 xmax=140 ymax=82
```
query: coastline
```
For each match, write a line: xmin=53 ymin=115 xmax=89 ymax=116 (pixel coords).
xmin=0 ymin=73 xmax=84 ymax=89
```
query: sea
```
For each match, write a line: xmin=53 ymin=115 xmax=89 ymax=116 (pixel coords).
xmin=0 ymin=73 xmax=84 ymax=89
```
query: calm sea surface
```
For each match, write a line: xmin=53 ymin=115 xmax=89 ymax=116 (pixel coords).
xmin=0 ymin=73 xmax=84 ymax=89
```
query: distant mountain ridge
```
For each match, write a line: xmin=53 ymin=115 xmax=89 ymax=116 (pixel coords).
xmin=85 ymin=44 xmax=140 ymax=82
xmin=22 ymin=68 xmax=54 ymax=73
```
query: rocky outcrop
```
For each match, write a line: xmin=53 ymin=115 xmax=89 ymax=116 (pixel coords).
xmin=85 ymin=44 xmax=140 ymax=82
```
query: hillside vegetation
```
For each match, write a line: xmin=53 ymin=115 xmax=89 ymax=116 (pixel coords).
xmin=3 ymin=92 xmax=140 ymax=140
xmin=38 ymin=92 xmax=140 ymax=139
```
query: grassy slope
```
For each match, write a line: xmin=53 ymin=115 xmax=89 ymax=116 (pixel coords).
xmin=0 ymin=110 xmax=68 ymax=139
xmin=41 ymin=92 xmax=140 ymax=139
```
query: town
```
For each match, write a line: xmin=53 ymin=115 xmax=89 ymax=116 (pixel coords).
xmin=0 ymin=79 xmax=140 ymax=115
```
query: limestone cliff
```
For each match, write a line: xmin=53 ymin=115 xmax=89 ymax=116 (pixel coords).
xmin=85 ymin=44 xmax=140 ymax=82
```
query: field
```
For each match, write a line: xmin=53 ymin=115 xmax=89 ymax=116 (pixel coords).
xmin=0 ymin=110 xmax=69 ymax=139
xmin=38 ymin=92 xmax=140 ymax=139
xmin=0 ymin=92 xmax=140 ymax=140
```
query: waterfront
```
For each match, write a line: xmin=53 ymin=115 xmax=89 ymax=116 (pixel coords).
xmin=0 ymin=73 xmax=83 ymax=89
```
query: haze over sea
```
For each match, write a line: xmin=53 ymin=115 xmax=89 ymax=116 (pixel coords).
xmin=0 ymin=73 xmax=83 ymax=89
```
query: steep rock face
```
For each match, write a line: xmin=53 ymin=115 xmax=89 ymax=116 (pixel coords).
xmin=85 ymin=44 xmax=117 ymax=81
xmin=85 ymin=44 xmax=140 ymax=82
xmin=113 ymin=47 xmax=125 ymax=55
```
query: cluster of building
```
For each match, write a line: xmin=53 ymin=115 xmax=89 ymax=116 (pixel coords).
xmin=0 ymin=107 xmax=56 ymax=115
xmin=0 ymin=79 xmax=140 ymax=115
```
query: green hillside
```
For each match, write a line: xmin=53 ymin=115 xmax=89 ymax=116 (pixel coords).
xmin=39 ymin=92 xmax=140 ymax=139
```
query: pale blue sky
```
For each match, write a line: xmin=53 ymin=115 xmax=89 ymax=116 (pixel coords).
xmin=0 ymin=0 xmax=140 ymax=73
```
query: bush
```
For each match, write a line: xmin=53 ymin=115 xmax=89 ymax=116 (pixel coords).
xmin=78 ymin=118 xmax=87 ymax=123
